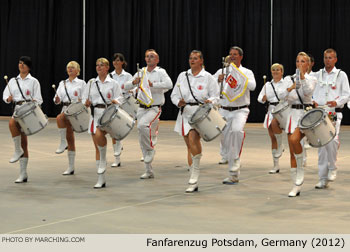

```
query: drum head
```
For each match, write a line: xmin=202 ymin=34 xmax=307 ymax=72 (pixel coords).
xmin=65 ymin=102 xmax=84 ymax=115
xmin=15 ymin=102 xmax=36 ymax=117
xmin=99 ymin=105 xmax=117 ymax=125
xmin=300 ymin=109 xmax=324 ymax=128
xmin=190 ymin=104 xmax=211 ymax=123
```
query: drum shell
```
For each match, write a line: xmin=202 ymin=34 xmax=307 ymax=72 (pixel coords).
xmin=64 ymin=102 xmax=91 ymax=133
xmin=189 ymin=104 xmax=226 ymax=142
xmin=271 ymin=102 xmax=291 ymax=130
xmin=13 ymin=102 xmax=48 ymax=136
xmin=99 ymin=105 xmax=135 ymax=140
xmin=120 ymin=95 xmax=139 ymax=119
xmin=299 ymin=109 xmax=336 ymax=148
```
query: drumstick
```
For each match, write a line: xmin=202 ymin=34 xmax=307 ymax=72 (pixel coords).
xmin=177 ymin=83 xmax=184 ymax=99
xmin=4 ymin=75 xmax=13 ymax=96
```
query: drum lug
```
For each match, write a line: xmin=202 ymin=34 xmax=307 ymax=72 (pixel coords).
xmin=215 ymin=125 xmax=222 ymax=132
xmin=317 ymin=139 xmax=321 ymax=147
xmin=329 ymin=131 xmax=334 ymax=137
xmin=80 ymin=125 xmax=84 ymax=132
xmin=126 ymin=123 xmax=132 ymax=129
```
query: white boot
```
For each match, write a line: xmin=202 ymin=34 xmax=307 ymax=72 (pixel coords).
xmin=15 ymin=157 xmax=28 ymax=183
xmin=295 ymin=153 xmax=304 ymax=186
xmin=315 ymin=179 xmax=329 ymax=189
xmin=55 ymin=128 xmax=67 ymax=154
xmin=97 ymin=145 xmax=107 ymax=174
xmin=140 ymin=163 xmax=154 ymax=179
xmin=223 ymin=158 xmax=240 ymax=184
xmin=111 ymin=155 xmax=121 ymax=167
xmin=269 ymin=150 xmax=280 ymax=174
xmin=62 ymin=151 xmax=75 ymax=175
xmin=10 ymin=135 xmax=24 ymax=163
xmin=112 ymin=141 xmax=123 ymax=156
xmin=186 ymin=153 xmax=202 ymax=193
xmin=288 ymin=168 xmax=301 ymax=197
xmin=94 ymin=160 xmax=106 ymax=188
xmin=274 ymin=133 xmax=284 ymax=158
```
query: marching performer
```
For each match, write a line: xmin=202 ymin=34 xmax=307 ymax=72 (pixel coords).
xmin=312 ymin=48 xmax=350 ymax=189
xmin=53 ymin=61 xmax=86 ymax=175
xmin=83 ymin=58 xmax=123 ymax=188
xmin=283 ymin=52 xmax=317 ymax=197
xmin=214 ymin=46 xmax=256 ymax=184
xmin=2 ymin=56 xmax=43 ymax=183
xmin=257 ymin=63 xmax=291 ymax=174
xmin=124 ymin=49 xmax=172 ymax=179
xmin=171 ymin=50 xmax=219 ymax=193
xmin=109 ymin=53 xmax=133 ymax=167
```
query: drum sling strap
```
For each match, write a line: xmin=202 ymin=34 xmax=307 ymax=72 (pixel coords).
xmin=183 ymin=72 xmax=203 ymax=114
xmin=266 ymin=82 xmax=280 ymax=112
xmin=63 ymin=80 xmax=72 ymax=103
xmin=14 ymin=78 xmax=29 ymax=112
xmin=90 ymin=81 xmax=109 ymax=118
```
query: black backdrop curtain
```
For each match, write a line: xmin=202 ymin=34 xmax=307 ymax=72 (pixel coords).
xmin=1 ymin=0 xmax=350 ymax=123
xmin=273 ymin=0 xmax=350 ymax=124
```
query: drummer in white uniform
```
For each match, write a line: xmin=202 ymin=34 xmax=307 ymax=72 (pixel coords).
xmin=54 ymin=61 xmax=86 ymax=175
xmin=312 ymin=48 xmax=350 ymax=189
xmin=124 ymin=49 xmax=172 ymax=179
xmin=171 ymin=50 xmax=219 ymax=193
xmin=283 ymin=52 xmax=317 ymax=197
xmin=257 ymin=63 xmax=291 ymax=174
xmin=109 ymin=53 xmax=133 ymax=167
xmin=83 ymin=58 xmax=124 ymax=188
xmin=2 ymin=56 xmax=43 ymax=183
xmin=214 ymin=46 xmax=256 ymax=184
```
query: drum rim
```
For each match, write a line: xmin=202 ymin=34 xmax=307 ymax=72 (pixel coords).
xmin=13 ymin=102 xmax=37 ymax=118
xmin=188 ymin=104 xmax=212 ymax=125
xmin=64 ymin=102 xmax=87 ymax=116
xmin=98 ymin=104 xmax=118 ymax=127
xmin=271 ymin=102 xmax=290 ymax=115
xmin=298 ymin=108 xmax=326 ymax=129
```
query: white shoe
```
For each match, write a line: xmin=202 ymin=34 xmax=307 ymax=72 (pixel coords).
xmin=269 ymin=168 xmax=280 ymax=174
xmin=111 ymin=156 xmax=121 ymax=167
xmin=274 ymin=144 xmax=284 ymax=158
xmin=15 ymin=157 xmax=28 ymax=183
xmin=328 ymin=170 xmax=337 ymax=182
xmin=315 ymin=180 xmax=329 ymax=189
xmin=222 ymin=175 xmax=239 ymax=185
xmin=62 ymin=169 xmax=74 ymax=175
xmin=288 ymin=185 xmax=301 ymax=197
xmin=55 ymin=142 xmax=67 ymax=154
xmin=10 ymin=136 xmax=24 ymax=163
xmin=113 ymin=142 xmax=123 ymax=156
xmin=140 ymin=156 xmax=144 ymax=162
xmin=140 ymin=172 xmax=154 ymax=179
xmin=94 ymin=174 xmax=106 ymax=189
xmin=269 ymin=157 xmax=280 ymax=174
xmin=144 ymin=150 xmax=155 ymax=164
xmin=185 ymin=183 xmax=198 ymax=193
xmin=218 ymin=158 xmax=228 ymax=164
xmin=304 ymin=142 xmax=311 ymax=149
xmin=10 ymin=150 xmax=24 ymax=163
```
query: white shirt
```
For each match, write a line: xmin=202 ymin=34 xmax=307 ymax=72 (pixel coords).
xmin=214 ymin=65 xmax=256 ymax=107
xmin=82 ymin=75 xmax=123 ymax=105
xmin=3 ymin=73 xmax=43 ymax=105
xmin=313 ymin=67 xmax=350 ymax=108
xmin=171 ymin=68 xmax=220 ymax=106
xmin=53 ymin=77 xmax=86 ymax=103
xmin=124 ymin=66 xmax=173 ymax=105
xmin=109 ymin=69 xmax=133 ymax=95
xmin=286 ymin=73 xmax=317 ymax=105
xmin=257 ymin=78 xmax=292 ymax=104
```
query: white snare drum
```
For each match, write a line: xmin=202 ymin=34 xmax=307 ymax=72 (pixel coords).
xmin=64 ymin=102 xmax=91 ymax=133
xmin=188 ymin=104 xmax=226 ymax=142
xmin=98 ymin=105 xmax=135 ymax=140
xmin=298 ymin=108 xmax=336 ymax=148
xmin=13 ymin=102 xmax=48 ymax=136
xmin=120 ymin=95 xmax=139 ymax=119
xmin=271 ymin=102 xmax=291 ymax=130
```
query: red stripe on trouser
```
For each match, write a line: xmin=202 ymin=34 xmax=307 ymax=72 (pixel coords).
xmin=266 ymin=113 xmax=269 ymax=128
xmin=90 ymin=120 xmax=94 ymax=134
xmin=182 ymin=118 xmax=185 ymax=136
xmin=149 ymin=108 xmax=161 ymax=148
xmin=239 ymin=131 xmax=246 ymax=157
xmin=288 ymin=117 xmax=292 ymax=134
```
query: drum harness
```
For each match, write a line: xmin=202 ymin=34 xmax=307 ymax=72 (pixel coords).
xmin=318 ymin=69 xmax=342 ymax=113
xmin=266 ymin=81 xmax=280 ymax=111
xmin=13 ymin=78 xmax=32 ymax=111
xmin=182 ymin=72 xmax=203 ymax=114
xmin=290 ymin=75 xmax=313 ymax=110
xmin=62 ymin=80 xmax=72 ymax=107
xmin=90 ymin=80 xmax=111 ymax=118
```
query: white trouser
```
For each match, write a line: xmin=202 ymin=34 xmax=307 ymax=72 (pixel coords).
xmin=219 ymin=108 xmax=249 ymax=161
xmin=137 ymin=107 xmax=161 ymax=159
xmin=318 ymin=113 xmax=341 ymax=180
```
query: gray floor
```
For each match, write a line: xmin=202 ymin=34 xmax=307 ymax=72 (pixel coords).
xmin=0 ymin=117 xmax=349 ymax=234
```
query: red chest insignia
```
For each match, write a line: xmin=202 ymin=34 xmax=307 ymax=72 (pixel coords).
xmin=197 ymin=85 xmax=203 ymax=90
xmin=74 ymin=91 xmax=78 ymax=96
xmin=227 ymin=75 xmax=238 ymax=89
xmin=121 ymin=84 xmax=125 ymax=89
xmin=331 ymin=86 xmax=336 ymax=90
xmin=107 ymin=92 xmax=111 ymax=99
xmin=26 ymin=90 xmax=31 ymax=96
